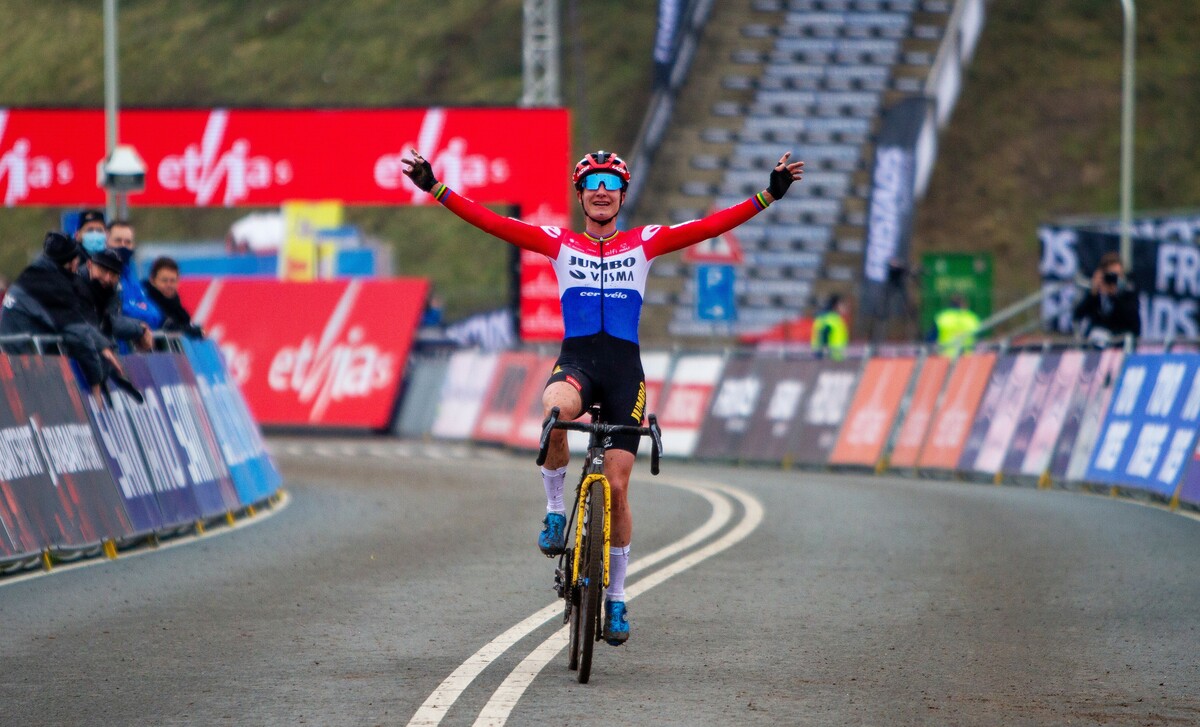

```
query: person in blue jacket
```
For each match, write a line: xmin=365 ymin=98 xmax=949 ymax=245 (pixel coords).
xmin=105 ymin=219 xmax=160 ymax=351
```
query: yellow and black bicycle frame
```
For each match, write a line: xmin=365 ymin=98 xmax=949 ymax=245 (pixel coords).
xmin=571 ymin=473 xmax=612 ymax=590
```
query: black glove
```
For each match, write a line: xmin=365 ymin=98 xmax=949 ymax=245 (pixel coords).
xmin=406 ymin=156 xmax=439 ymax=193
xmin=768 ymin=166 xmax=793 ymax=200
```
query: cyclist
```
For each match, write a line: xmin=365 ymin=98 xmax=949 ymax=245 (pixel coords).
xmin=402 ymin=148 xmax=803 ymax=645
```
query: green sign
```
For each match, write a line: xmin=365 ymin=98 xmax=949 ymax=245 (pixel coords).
xmin=920 ymin=253 xmax=993 ymax=333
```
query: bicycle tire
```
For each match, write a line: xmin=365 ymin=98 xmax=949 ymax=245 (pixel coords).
xmin=566 ymin=549 xmax=580 ymax=671
xmin=576 ymin=480 xmax=606 ymax=684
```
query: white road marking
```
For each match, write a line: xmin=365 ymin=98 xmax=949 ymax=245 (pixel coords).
xmin=406 ymin=475 xmax=754 ymax=727
xmin=472 ymin=479 xmax=764 ymax=726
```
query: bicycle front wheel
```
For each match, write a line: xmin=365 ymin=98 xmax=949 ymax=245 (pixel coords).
xmin=576 ymin=479 xmax=607 ymax=684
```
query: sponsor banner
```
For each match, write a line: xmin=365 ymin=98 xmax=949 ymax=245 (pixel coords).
xmin=955 ymin=354 xmax=1016 ymax=471
xmin=0 ymin=355 xmax=65 ymax=554
xmin=0 ymin=108 xmax=569 ymax=216
xmin=1084 ymin=353 xmax=1200 ymax=496
xmin=695 ymin=355 xmax=762 ymax=460
xmin=918 ymin=353 xmax=996 ymax=470
xmin=1011 ymin=351 xmax=1081 ymax=476
xmin=430 ymin=350 xmax=499 ymax=440
xmin=512 ymin=355 xmax=558 ymax=451
xmin=972 ymin=353 xmax=1042 ymax=474
xmin=473 ymin=351 xmax=541 ymax=444
xmin=119 ymin=355 xmax=206 ymax=526
xmin=889 ymin=355 xmax=952 ymax=468
xmin=1061 ymin=350 xmax=1125 ymax=481
xmin=1 ymin=107 xmax=568 ymax=343
xmin=11 ymin=355 xmax=133 ymax=545
xmin=181 ymin=338 xmax=282 ymax=505
xmin=1175 ymin=442 xmax=1200 ymax=507
xmin=86 ymin=386 xmax=165 ymax=536
xmin=830 ymin=356 xmax=917 ymax=466
xmin=1040 ymin=226 xmax=1200 ymax=339
xmin=861 ymin=97 xmax=925 ymax=321
xmin=178 ymin=277 xmax=429 ymax=428
xmin=658 ymin=354 xmax=726 ymax=458
xmin=790 ymin=360 xmax=863 ymax=466
xmin=738 ymin=358 xmax=823 ymax=463
xmin=393 ymin=357 xmax=452 ymax=439
xmin=143 ymin=354 xmax=242 ymax=517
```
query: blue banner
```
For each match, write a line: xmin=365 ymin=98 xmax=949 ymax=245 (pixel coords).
xmin=120 ymin=355 xmax=205 ymax=527
xmin=1084 ymin=353 xmax=1200 ymax=496
xmin=181 ymin=338 xmax=281 ymax=505
xmin=86 ymin=392 xmax=165 ymax=535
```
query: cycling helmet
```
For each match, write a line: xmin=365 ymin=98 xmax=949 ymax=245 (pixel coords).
xmin=572 ymin=151 xmax=631 ymax=190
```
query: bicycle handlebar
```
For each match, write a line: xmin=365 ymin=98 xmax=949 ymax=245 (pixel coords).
xmin=535 ymin=406 xmax=664 ymax=475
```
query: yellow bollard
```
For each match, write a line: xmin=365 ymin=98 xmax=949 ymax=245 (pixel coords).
xmin=102 ymin=540 xmax=118 ymax=560
xmin=41 ymin=550 xmax=53 ymax=571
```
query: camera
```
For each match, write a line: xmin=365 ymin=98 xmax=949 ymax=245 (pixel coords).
xmin=1102 ymin=271 xmax=1121 ymax=286
xmin=97 ymin=144 xmax=146 ymax=193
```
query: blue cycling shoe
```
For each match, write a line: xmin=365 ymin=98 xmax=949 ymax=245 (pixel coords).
xmin=538 ymin=512 xmax=567 ymax=556
xmin=604 ymin=599 xmax=629 ymax=645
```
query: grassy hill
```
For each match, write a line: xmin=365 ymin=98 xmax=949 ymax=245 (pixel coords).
xmin=1 ymin=0 xmax=1197 ymax=323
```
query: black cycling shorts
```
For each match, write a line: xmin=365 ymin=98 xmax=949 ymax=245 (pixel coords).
xmin=545 ymin=332 xmax=647 ymax=454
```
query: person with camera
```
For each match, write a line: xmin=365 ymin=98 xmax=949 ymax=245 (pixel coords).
xmin=1072 ymin=251 xmax=1140 ymax=344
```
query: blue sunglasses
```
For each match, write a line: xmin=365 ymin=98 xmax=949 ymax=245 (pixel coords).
xmin=581 ymin=172 xmax=625 ymax=191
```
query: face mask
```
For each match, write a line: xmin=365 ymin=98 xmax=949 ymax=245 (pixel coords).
xmin=81 ymin=230 xmax=107 ymax=254
xmin=114 ymin=247 xmax=134 ymax=266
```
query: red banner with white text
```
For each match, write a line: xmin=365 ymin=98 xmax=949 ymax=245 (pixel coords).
xmin=0 ymin=107 xmax=569 ymax=342
xmin=177 ymin=277 xmax=428 ymax=428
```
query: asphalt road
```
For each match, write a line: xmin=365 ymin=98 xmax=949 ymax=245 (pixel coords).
xmin=2 ymin=437 xmax=1199 ymax=726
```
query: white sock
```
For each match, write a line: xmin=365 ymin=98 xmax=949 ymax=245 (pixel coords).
xmin=607 ymin=545 xmax=631 ymax=601
xmin=541 ymin=465 xmax=568 ymax=514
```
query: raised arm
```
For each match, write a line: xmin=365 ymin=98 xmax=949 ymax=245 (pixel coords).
xmin=644 ymin=151 xmax=804 ymax=258
xmin=401 ymin=150 xmax=557 ymax=256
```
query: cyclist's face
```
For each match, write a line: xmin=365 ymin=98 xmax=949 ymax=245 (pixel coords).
xmin=580 ymin=183 xmax=623 ymax=223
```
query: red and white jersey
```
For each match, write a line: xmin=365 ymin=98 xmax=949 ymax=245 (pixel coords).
xmin=434 ymin=186 xmax=770 ymax=343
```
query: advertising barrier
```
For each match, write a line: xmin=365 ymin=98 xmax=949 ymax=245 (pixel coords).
xmin=10 ymin=355 xmax=133 ymax=546
xmin=696 ymin=355 xmax=762 ymax=461
xmin=888 ymin=356 xmax=951 ymax=469
xmin=737 ymin=358 xmax=822 ymax=464
xmin=919 ymin=353 xmax=996 ymax=470
xmin=658 ymin=354 xmax=725 ymax=458
xmin=181 ymin=338 xmax=282 ymax=505
xmin=393 ymin=357 xmax=452 ymax=439
xmin=1084 ymin=353 xmax=1200 ymax=497
xmin=972 ymin=352 xmax=1041 ymax=474
xmin=511 ymin=355 xmax=557 ymax=451
xmin=1175 ymin=445 xmax=1200 ymax=507
xmin=1062 ymin=350 xmax=1125 ymax=482
xmin=1009 ymin=351 xmax=1081 ymax=478
xmin=430 ymin=350 xmax=499 ymax=440
xmin=957 ymin=353 xmax=1017 ymax=472
xmin=791 ymin=360 xmax=862 ymax=466
xmin=179 ymin=277 xmax=429 ymax=429
xmin=473 ymin=351 xmax=542 ymax=444
xmin=830 ymin=357 xmax=917 ymax=467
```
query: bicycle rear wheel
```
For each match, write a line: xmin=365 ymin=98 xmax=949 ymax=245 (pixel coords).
xmin=575 ymin=480 xmax=606 ymax=684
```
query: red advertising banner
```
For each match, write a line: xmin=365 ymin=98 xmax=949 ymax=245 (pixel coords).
xmin=830 ymin=357 xmax=917 ymax=466
xmin=0 ymin=107 xmax=569 ymax=342
xmin=472 ymin=351 xmax=542 ymax=444
xmin=177 ymin=277 xmax=428 ymax=428
xmin=918 ymin=353 xmax=997 ymax=470
xmin=511 ymin=355 xmax=558 ymax=451
xmin=889 ymin=356 xmax=952 ymax=468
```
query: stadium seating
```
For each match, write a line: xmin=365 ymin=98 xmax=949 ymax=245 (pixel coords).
xmin=641 ymin=0 xmax=953 ymax=337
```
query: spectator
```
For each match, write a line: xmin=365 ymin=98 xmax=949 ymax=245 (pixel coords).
xmin=75 ymin=208 xmax=108 ymax=256
xmin=78 ymin=247 xmax=151 ymax=351
xmin=105 ymin=220 xmax=162 ymax=348
xmin=811 ymin=294 xmax=849 ymax=360
xmin=1073 ymin=251 xmax=1140 ymax=345
xmin=143 ymin=257 xmax=203 ymax=339
xmin=930 ymin=293 xmax=981 ymax=357
xmin=0 ymin=232 xmax=113 ymax=398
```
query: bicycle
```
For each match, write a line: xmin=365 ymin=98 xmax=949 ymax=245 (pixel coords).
xmin=536 ymin=405 xmax=663 ymax=684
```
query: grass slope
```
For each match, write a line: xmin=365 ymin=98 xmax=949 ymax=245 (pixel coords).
xmin=1 ymin=1 xmax=1196 ymax=321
